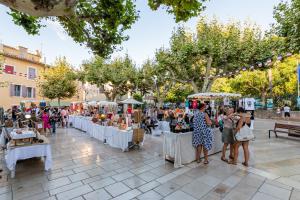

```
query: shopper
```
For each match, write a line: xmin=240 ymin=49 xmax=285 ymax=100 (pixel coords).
xmin=49 ymin=111 xmax=58 ymax=134
xmin=283 ymin=104 xmax=291 ymax=120
xmin=41 ymin=110 xmax=51 ymax=134
xmin=229 ymin=107 xmax=251 ymax=167
xmin=221 ymin=108 xmax=235 ymax=162
xmin=192 ymin=103 xmax=213 ymax=164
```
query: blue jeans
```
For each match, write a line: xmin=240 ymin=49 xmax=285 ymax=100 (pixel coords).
xmin=51 ymin=121 xmax=56 ymax=133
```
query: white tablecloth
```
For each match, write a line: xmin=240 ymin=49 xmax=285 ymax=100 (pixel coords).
xmin=158 ymin=121 xmax=170 ymax=132
xmin=10 ymin=130 xmax=36 ymax=140
xmin=163 ymin=129 xmax=223 ymax=168
xmin=5 ymin=143 xmax=52 ymax=177
xmin=70 ymin=115 xmax=133 ymax=151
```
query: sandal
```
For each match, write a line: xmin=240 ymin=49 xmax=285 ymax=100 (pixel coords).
xmin=196 ymin=159 xmax=202 ymax=163
xmin=221 ymin=157 xmax=228 ymax=163
xmin=242 ymin=162 xmax=249 ymax=167
xmin=228 ymin=160 xmax=237 ymax=165
xmin=204 ymin=160 xmax=209 ymax=165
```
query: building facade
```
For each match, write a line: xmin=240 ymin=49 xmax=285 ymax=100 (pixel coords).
xmin=0 ymin=44 xmax=82 ymax=109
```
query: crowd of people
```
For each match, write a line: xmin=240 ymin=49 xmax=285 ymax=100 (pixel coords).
xmin=3 ymin=106 xmax=70 ymax=134
xmin=192 ymin=103 xmax=252 ymax=166
xmin=2 ymin=102 xmax=253 ymax=167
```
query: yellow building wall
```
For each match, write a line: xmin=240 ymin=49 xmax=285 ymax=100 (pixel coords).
xmin=0 ymin=45 xmax=83 ymax=110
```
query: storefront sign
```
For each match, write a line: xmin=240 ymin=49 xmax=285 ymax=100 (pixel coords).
xmin=254 ymin=98 xmax=263 ymax=109
xmin=267 ymin=99 xmax=273 ymax=110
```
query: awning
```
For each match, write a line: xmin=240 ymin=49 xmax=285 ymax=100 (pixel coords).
xmin=187 ymin=92 xmax=241 ymax=99
xmin=49 ymin=101 xmax=70 ymax=107
xmin=119 ymin=98 xmax=143 ymax=105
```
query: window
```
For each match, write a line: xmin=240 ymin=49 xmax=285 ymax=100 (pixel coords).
xmin=4 ymin=65 xmax=14 ymax=74
xmin=27 ymin=87 xmax=32 ymax=98
xmin=28 ymin=67 xmax=36 ymax=79
xmin=14 ymin=85 xmax=21 ymax=97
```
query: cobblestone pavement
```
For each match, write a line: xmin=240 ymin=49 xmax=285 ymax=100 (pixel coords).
xmin=0 ymin=119 xmax=300 ymax=200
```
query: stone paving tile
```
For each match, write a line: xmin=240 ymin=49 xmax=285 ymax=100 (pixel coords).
xmin=137 ymin=190 xmax=162 ymax=200
xmin=104 ymin=182 xmax=131 ymax=197
xmin=13 ymin=183 xmax=44 ymax=200
xmin=169 ymin=174 xmax=194 ymax=186
xmin=89 ymin=177 xmax=116 ymax=190
xmin=42 ymin=177 xmax=71 ymax=190
xmin=112 ymin=171 xmax=135 ymax=182
xmin=47 ymin=169 xmax=74 ymax=180
xmin=68 ymin=172 xmax=90 ymax=182
xmin=111 ymin=189 xmax=141 ymax=200
xmin=164 ymin=190 xmax=197 ymax=200
xmin=56 ymin=184 xmax=93 ymax=200
xmin=86 ymin=167 xmax=107 ymax=177
xmin=252 ymin=192 xmax=281 ymax=200
xmin=137 ymin=181 xmax=161 ymax=193
xmin=181 ymin=180 xmax=213 ymax=199
xmin=49 ymin=181 xmax=83 ymax=196
xmin=0 ymin=186 xmax=11 ymax=195
xmin=73 ymin=164 xmax=98 ymax=173
xmin=122 ymin=176 xmax=147 ymax=189
xmin=137 ymin=171 xmax=159 ymax=182
xmin=21 ymin=192 xmax=49 ymax=200
xmin=196 ymin=174 xmax=222 ymax=187
xmin=154 ymin=181 xmax=180 ymax=197
xmin=83 ymin=188 xmax=112 ymax=200
xmin=0 ymin=192 xmax=12 ymax=200
xmin=290 ymin=189 xmax=300 ymax=200
xmin=259 ymin=183 xmax=291 ymax=200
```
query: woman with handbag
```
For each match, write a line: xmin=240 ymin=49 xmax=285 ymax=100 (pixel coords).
xmin=192 ymin=103 xmax=213 ymax=164
xmin=229 ymin=107 xmax=254 ymax=166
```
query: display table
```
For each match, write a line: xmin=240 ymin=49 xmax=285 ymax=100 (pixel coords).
xmin=70 ymin=115 xmax=133 ymax=151
xmin=163 ymin=128 xmax=223 ymax=168
xmin=5 ymin=136 xmax=52 ymax=178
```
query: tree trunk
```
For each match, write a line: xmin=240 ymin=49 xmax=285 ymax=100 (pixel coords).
xmin=190 ymin=81 xmax=199 ymax=93
xmin=0 ymin=0 xmax=76 ymax=17
xmin=205 ymin=79 xmax=216 ymax=92
xmin=58 ymin=98 xmax=61 ymax=108
xmin=201 ymin=56 xmax=213 ymax=92
xmin=261 ymin=90 xmax=267 ymax=108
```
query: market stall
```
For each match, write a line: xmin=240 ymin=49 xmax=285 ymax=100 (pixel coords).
xmin=163 ymin=129 xmax=222 ymax=168
xmin=69 ymin=115 xmax=134 ymax=151
xmin=163 ymin=92 xmax=241 ymax=168
xmin=1 ymin=128 xmax=52 ymax=178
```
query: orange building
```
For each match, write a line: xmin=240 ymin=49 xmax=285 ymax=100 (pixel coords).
xmin=0 ymin=43 xmax=82 ymax=109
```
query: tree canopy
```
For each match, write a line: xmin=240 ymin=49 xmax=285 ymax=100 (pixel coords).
xmin=273 ymin=0 xmax=300 ymax=53
xmin=2 ymin=0 xmax=207 ymax=57
xmin=39 ymin=57 xmax=77 ymax=105
xmin=83 ymin=55 xmax=136 ymax=101
xmin=155 ymin=18 xmax=281 ymax=93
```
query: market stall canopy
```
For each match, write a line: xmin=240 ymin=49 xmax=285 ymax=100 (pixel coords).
xmin=97 ymin=101 xmax=118 ymax=106
xmin=49 ymin=101 xmax=70 ymax=107
xmin=119 ymin=98 xmax=143 ymax=105
xmin=188 ymin=92 xmax=242 ymax=99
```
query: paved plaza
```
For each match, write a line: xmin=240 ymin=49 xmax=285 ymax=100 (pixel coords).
xmin=0 ymin=119 xmax=300 ymax=200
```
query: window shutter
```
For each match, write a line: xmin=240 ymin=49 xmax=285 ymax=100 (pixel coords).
xmin=9 ymin=84 xmax=14 ymax=96
xmin=33 ymin=88 xmax=36 ymax=98
xmin=21 ymin=85 xmax=27 ymax=98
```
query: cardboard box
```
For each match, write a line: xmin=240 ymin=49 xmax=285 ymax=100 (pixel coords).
xmin=133 ymin=128 xmax=144 ymax=144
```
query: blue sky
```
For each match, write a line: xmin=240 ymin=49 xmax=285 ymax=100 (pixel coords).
xmin=0 ymin=0 xmax=282 ymax=68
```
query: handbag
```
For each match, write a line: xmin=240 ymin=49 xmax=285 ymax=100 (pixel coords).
xmin=235 ymin=124 xmax=254 ymax=141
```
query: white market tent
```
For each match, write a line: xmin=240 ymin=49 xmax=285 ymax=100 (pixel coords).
xmin=97 ymin=101 xmax=118 ymax=106
xmin=119 ymin=98 xmax=143 ymax=105
xmin=188 ymin=92 xmax=241 ymax=99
